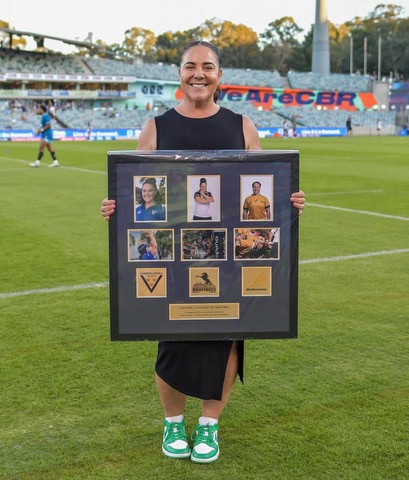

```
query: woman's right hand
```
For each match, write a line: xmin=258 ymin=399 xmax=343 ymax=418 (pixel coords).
xmin=101 ymin=198 xmax=116 ymax=221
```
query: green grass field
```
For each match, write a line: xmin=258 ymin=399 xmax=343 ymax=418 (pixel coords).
xmin=1 ymin=137 xmax=408 ymax=479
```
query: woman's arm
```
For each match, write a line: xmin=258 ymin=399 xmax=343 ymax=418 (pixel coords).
xmin=137 ymin=118 xmax=157 ymax=150
xmin=101 ymin=119 xmax=157 ymax=220
xmin=243 ymin=115 xmax=262 ymax=150
xmin=194 ymin=193 xmax=213 ymax=204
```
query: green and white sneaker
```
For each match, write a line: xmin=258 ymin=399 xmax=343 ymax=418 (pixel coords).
xmin=162 ymin=419 xmax=191 ymax=459
xmin=191 ymin=423 xmax=219 ymax=463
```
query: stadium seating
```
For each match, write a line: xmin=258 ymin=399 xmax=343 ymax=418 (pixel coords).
xmin=273 ymin=105 xmax=395 ymax=127
xmin=0 ymin=50 xmax=86 ymax=74
xmin=0 ymin=50 xmax=397 ymax=131
xmin=288 ymin=71 xmax=372 ymax=93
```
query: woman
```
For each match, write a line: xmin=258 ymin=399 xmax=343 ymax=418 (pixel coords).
xmin=101 ymin=40 xmax=305 ymax=464
xmin=193 ymin=177 xmax=214 ymax=220
xmin=135 ymin=177 xmax=166 ymax=221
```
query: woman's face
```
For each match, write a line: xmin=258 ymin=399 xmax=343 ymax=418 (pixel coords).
xmin=200 ymin=182 xmax=207 ymax=191
xmin=179 ymin=45 xmax=222 ymax=104
xmin=141 ymin=183 xmax=156 ymax=206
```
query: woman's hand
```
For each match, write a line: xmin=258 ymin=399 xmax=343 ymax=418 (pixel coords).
xmin=101 ymin=198 xmax=116 ymax=221
xmin=290 ymin=191 xmax=305 ymax=215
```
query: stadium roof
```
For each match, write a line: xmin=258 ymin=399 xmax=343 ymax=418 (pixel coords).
xmin=0 ymin=27 xmax=93 ymax=49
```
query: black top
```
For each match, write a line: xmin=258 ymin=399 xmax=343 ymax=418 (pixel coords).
xmin=154 ymin=106 xmax=245 ymax=400
xmin=155 ymin=107 xmax=245 ymax=150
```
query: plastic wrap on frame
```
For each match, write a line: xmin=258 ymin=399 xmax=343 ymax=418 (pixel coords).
xmin=108 ymin=149 xmax=299 ymax=341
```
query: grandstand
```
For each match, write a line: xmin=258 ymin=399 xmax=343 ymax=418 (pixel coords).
xmin=0 ymin=47 xmax=401 ymax=136
xmin=288 ymin=71 xmax=372 ymax=93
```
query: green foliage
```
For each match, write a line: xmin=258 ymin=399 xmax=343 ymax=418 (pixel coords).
xmin=0 ymin=137 xmax=408 ymax=479
xmin=2 ymin=5 xmax=408 ymax=74
xmin=112 ymin=4 xmax=409 ymax=74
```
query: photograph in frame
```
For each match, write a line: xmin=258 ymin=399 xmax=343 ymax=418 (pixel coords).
xmin=241 ymin=174 xmax=274 ymax=221
xmin=128 ymin=229 xmax=174 ymax=261
xmin=187 ymin=175 xmax=221 ymax=222
xmin=234 ymin=227 xmax=280 ymax=260
xmin=133 ymin=175 xmax=167 ymax=222
xmin=181 ymin=228 xmax=227 ymax=261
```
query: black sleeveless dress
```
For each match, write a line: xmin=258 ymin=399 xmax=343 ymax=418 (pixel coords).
xmin=154 ymin=107 xmax=245 ymax=400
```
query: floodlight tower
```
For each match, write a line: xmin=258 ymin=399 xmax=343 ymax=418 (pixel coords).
xmin=312 ymin=0 xmax=330 ymax=74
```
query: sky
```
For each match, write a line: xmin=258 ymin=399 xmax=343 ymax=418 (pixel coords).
xmin=1 ymin=0 xmax=408 ymax=53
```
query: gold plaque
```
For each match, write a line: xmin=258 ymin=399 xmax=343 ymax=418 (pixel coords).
xmin=136 ymin=268 xmax=167 ymax=298
xmin=169 ymin=303 xmax=239 ymax=320
xmin=241 ymin=266 xmax=272 ymax=296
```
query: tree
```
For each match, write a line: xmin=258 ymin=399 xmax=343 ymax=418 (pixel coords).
xmin=0 ymin=21 xmax=27 ymax=49
xmin=260 ymin=17 xmax=304 ymax=73
xmin=210 ymin=20 xmax=260 ymax=68
xmin=123 ymin=27 xmax=157 ymax=61
xmin=156 ymin=29 xmax=201 ymax=64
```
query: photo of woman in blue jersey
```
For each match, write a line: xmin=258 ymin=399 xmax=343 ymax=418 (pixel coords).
xmin=134 ymin=177 xmax=166 ymax=222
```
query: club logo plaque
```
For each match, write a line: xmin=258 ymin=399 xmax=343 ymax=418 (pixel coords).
xmin=136 ymin=268 xmax=167 ymax=298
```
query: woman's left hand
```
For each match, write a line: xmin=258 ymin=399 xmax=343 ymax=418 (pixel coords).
xmin=290 ymin=191 xmax=305 ymax=215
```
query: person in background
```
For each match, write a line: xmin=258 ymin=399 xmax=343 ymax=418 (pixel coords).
xmin=346 ymin=115 xmax=353 ymax=137
xmin=376 ymin=118 xmax=382 ymax=137
xmin=100 ymin=40 xmax=305 ymax=464
xmin=29 ymin=104 xmax=59 ymax=168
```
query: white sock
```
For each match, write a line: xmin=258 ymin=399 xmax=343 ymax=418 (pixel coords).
xmin=165 ymin=414 xmax=184 ymax=423
xmin=199 ymin=416 xmax=218 ymax=426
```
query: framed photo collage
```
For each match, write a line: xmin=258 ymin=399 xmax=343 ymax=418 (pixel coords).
xmin=108 ymin=150 xmax=299 ymax=341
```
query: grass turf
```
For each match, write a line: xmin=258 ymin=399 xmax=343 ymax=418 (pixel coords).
xmin=0 ymin=136 xmax=408 ymax=479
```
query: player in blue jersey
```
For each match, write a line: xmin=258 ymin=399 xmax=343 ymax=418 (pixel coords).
xmin=135 ymin=178 xmax=166 ymax=221
xmin=30 ymin=104 xmax=59 ymax=168
xmin=138 ymin=230 xmax=158 ymax=260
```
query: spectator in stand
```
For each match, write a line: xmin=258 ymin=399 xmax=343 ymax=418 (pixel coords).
xmin=29 ymin=104 xmax=59 ymax=168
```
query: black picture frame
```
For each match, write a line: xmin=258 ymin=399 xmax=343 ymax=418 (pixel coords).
xmin=108 ymin=150 xmax=299 ymax=341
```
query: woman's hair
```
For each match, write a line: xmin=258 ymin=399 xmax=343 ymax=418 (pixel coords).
xmin=179 ymin=40 xmax=222 ymax=103
xmin=200 ymin=177 xmax=207 ymax=184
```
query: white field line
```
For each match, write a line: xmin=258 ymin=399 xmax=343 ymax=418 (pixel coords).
xmin=308 ymin=202 xmax=409 ymax=221
xmin=1 ymin=249 xmax=408 ymax=299
xmin=0 ymin=156 xmax=106 ymax=175
xmin=308 ymin=189 xmax=383 ymax=197
xmin=0 ymin=282 xmax=109 ymax=299
xmin=299 ymin=248 xmax=409 ymax=265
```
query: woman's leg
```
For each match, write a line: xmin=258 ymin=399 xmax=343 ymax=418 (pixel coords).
xmin=156 ymin=374 xmax=191 ymax=459
xmin=201 ymin=341 xmax=238 ymax=419
xmin=191 ymin=342 xmax=238 ymax=463
xmin=155 ymin=373 xmax=187 ymax=416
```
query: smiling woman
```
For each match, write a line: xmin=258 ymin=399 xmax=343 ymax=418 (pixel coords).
xmin=100 ymin=40 xmax=305 ymax=465
xmin=135 ymin=177 xmax=166 ymax=221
